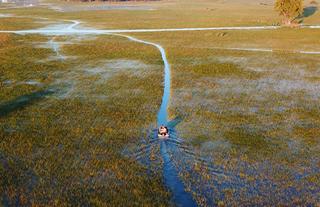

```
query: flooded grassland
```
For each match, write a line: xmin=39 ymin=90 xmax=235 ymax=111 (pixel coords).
xmin=131 ymin=30 xmax=320 ymax=205
xmin=0 ymin=33 xmax=171 ymax=206
xmin=1 ymin=0 xmax=320 ymax=206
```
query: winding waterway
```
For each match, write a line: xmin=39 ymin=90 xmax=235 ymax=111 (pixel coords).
xmin=113 ymin=33 xmax=197 ymax=206
xmin=1 ymin=17 xmax=197 ymax=204
xmin=2 ymin=17 xmax=320 ymax=206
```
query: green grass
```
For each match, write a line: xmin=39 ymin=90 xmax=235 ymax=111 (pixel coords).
xmin=224 ymin=127 xmax=270 ymax=151
xmin=0 ymin=0 xmax=319 ymax=205
xmin=132 ymin=28 xmax=320 ymax=203
xmin=0 ymin=17 xmax=44 ymax=30
xmin=129 ymin=31 xmax=320 ymax=205
xmin=0 ymin=34 xmax=170 ymax=206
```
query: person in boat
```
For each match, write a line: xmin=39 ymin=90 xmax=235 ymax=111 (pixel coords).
xmin=158 ymin=125 xmax=169 ymax=137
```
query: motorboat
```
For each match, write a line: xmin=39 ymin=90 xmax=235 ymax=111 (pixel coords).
xmin=158 ymin=126 xmax=169 ymax=138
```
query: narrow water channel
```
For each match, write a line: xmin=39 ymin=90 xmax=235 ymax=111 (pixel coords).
xmin=155 ymin=43 xmax=197 ymax=206
xmin=152 ymin=41 xmax=197 ymax=207
xmin=113 ymin=34 xmax=197 ymax=206
xmin=3 ymin=18 xmax=319 ymax=206
xmin=128 ymin=35 xmax=197 ymax=207
xmin=9 ymin=17 xmax=197 ymax=205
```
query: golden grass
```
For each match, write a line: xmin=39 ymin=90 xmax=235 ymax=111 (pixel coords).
xmin=0 ymin=17 xmax=43 ymax=30
xmin=123 ymin=31 xmax=320 ymax=205
xmin=1 ymin=0 xmax=318 ymax=29
xmin=0 ymin=34 xmax=170 ymax=206
xmin=0 ymin=0 xmax=319 ymax=205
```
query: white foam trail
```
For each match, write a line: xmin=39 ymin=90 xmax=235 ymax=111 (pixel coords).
xmin=0 ymin=26 xmax=280 ymax=35
xmin=1 ymin=24 xmax=320 ymax=36
xmin=48 ymin=37 xmax=65 ymax=60
xmin=303 ymin=25 xmax=320 ymax=29
xmin=65 ymin=20 xmax=80 ymax=30
xmin=211 ymin=47 xmax=320 ymax=55
xmin=0 ymin=14 xmax=14 ymax=18
xmin=212 ymin=47 xmax=273 ymax=52
xmin=300 ymin=51 xmax=320 ymax=54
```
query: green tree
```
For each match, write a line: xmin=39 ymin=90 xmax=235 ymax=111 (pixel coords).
xmin=275 ymin=0 xmax=304 ymax=25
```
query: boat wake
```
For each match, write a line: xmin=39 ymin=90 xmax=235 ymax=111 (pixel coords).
xmin=2 ymin=17 xmax=319 ymax=206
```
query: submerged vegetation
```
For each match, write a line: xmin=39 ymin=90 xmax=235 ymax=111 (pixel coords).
xmin=151 ymin=33 xmax=320 ymax=205
xmin=1 ymin=0 xmax=320 ymax=205
xmin=0 ymin=33 xmax=170 ymax=206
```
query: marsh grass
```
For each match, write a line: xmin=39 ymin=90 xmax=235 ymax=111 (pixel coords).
xmin=124 ymin=31 xmax=320 ymax=205
xmin=0 ymin=17 xmax=43 ymax=30
xmin=0 ymin=1 xmax=319 ymax=205
xmin=0 ymin=33 xmax=170 ymax=206
xmin=0 ymin=34 xmax=66 ymax=101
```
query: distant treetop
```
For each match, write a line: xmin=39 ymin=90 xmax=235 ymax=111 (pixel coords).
xmin=274 ymin=0 xmax=304 ymax=26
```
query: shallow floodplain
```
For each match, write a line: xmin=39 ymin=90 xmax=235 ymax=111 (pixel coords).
xmin=131 ymin=30 xmax=320 ymax=205
xmin=1 ymin=0 xmax=320 ymax=206
xmin=0 ymin=33 xmax=171 ymax=206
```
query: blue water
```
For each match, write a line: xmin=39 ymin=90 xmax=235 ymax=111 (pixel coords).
xmin=156 ymin=46 xmax=170 ymax=126
xmin=115 ymin=34 xmax=196 ymax=206
xmin=160 ymin=140 xmax=197 ymax=207
xmin=153 ymin=41 xmax=197 ymax=206
xmin=46 ymin=26 xmax=196 ymax=205
xmin=112 ymin=34 xmax=170 ymax=126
